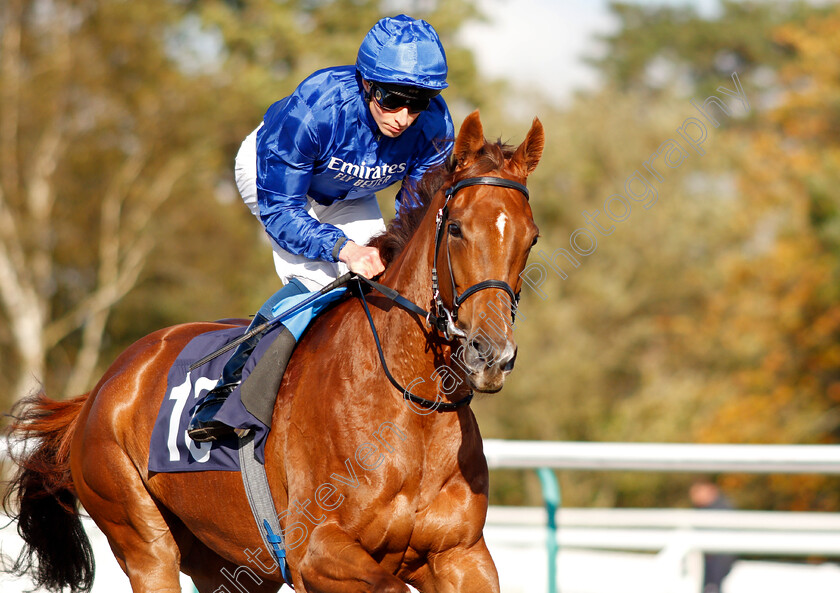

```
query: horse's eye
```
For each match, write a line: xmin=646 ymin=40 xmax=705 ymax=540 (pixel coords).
xmin=448 ymin=222 xmax=463 ymax=238
xmin=531 ymin=235 xmax=539 ymax=247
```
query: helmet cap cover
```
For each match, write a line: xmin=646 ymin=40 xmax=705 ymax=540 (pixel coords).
xmin=356 ymin=14 xmax=448 ymax=90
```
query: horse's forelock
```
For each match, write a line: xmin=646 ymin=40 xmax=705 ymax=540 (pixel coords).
xmin=369 ymin=138 xmax=515 ymax=265
xmin=454 ymin=140 xmax=515 ymax=181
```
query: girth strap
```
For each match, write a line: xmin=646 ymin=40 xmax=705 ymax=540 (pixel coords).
xmin=237 ymin=432 xmax=294 ymax=585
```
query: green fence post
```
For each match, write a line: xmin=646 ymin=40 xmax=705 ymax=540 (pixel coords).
xmin=536 ymin=467 xmax=560 ymax=593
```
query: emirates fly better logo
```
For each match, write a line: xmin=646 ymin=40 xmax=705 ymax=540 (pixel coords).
xmin=326 ymin=156 xmax=408 ymax=189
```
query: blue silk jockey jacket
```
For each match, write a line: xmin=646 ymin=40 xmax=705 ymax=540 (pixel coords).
xmin=256 ymin=65 xmax=454 ymax=264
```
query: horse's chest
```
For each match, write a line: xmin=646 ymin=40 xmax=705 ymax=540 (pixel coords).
xmin=283 ymin=402 xmax=488 ymax=553
xmin=351 ymin=468 xmax=486 ymax=556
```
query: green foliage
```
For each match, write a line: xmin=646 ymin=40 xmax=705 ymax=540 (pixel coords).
xmin=5 ymin=0 xmax=840 ymax=515
xmin=0 ymin=0 xmax=486 ymax=406
xmin=593 ymin=0 xmax=828 ymax=97
xmin=476 ymin=1 xmax=840 ymax=511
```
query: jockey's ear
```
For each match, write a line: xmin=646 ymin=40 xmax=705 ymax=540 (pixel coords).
xmin=453 ymin=110 xmax=485 ymax=169
xmin=508 ymin=117 xmax=544 ymax=178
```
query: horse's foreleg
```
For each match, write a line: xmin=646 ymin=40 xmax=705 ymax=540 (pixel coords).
xmin=293 ymin=523 xmax=409 ymax=593
xmin=414 ymin=536 xmax=500 ymax=593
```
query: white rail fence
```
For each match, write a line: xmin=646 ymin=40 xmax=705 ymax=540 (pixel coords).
xmin=482 ymin=439 xmax=840 ymax=474
xmin=484 ymin=506 xmax=840 ymax=593
xmin=480 ymin=439 xmax=840 ymax=593
xmin=488 ymin=506 xmax=840 ymax=556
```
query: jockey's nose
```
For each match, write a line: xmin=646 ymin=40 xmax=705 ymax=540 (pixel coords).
xmin=394 ymin=107 xmax=410 ymax=127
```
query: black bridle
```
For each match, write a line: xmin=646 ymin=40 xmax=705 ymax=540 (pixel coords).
xmin=431 ymin=176 xmax=529 ymax=340
xmin=355 ymin=175 xmax=530 ymax=412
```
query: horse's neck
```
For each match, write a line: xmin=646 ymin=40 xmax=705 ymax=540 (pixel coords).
xmin=381 ymin=199 xmax=439 ymax=310
xmin=372 ymin=195 xmax=455 ymax=381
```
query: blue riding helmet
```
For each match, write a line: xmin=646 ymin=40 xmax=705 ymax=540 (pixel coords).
xmin=356 ymin=14 xmax=448 ymax=91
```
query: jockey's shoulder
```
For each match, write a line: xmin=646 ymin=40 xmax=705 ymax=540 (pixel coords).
xmin=294 ymin=66 xmax=359 ymax=109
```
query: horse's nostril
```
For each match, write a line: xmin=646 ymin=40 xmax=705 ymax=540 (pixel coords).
xmin=502 ymin=348 xmax=518 ymax=372
xmin=469 ymin=337 xmax=494 ymax=364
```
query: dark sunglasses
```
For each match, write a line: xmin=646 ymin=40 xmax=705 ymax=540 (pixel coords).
xmin=370 ymin=83 xmax=432 ymax=114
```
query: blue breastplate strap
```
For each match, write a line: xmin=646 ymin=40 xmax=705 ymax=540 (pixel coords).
xmin=263 ymin=519 xmax=293 ymax=584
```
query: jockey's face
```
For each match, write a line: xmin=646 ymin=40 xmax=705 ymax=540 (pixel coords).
xmin=364 ymin=81 xmax=420 ymax=138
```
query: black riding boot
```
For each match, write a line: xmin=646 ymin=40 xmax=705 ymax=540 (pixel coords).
xmin=187 ymin=312 xmax=269 ymax=442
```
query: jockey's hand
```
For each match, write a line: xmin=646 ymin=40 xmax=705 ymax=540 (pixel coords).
xmin=338 ymin=240 xmax=385 ymax=279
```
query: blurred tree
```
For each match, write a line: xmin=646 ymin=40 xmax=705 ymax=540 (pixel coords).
xmin=0 ymin=0 xmax=209 ymax=401
xmin=593 ymin=1 xmax=828 ymax=98
xmin=476 ymin=1 xmax=840 ymax=511
xmin=0 ymin=0 xmax=485 ymax=408
xmin=475 ymin=84 xmax=742 ymax=509
xmin=682 ymin=6 xmax=840 ymax=511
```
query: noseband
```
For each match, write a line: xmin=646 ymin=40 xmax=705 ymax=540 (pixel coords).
xmin=431 ymin=176 xmax=530 ymax=340
xmin=352 ymin=175 xmax=531 ymax=412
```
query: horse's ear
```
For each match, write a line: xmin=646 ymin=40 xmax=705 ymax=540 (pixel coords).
xmin=508 ymin=117 xmax=545 ymax=178
xmin=453 ymin=110 xmax=485 ymax=168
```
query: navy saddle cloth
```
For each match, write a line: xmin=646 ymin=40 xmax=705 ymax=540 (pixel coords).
xmin=148 ymin=288 xmax=346 ymax=473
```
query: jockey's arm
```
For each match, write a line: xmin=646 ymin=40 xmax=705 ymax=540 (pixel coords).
xmin=257 ymin=180 xmax=385 ymax=278
xmin=254 ymin=98 xmax=383 ymax=277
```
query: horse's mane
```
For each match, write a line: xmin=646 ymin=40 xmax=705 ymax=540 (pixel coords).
xmin=370 ymin=138 xmax=516 ymax=265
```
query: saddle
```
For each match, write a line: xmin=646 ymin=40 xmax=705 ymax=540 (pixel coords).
xmin=148 ymin=287 xmax=347 ymax=474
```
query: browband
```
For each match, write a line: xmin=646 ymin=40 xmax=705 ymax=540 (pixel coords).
xmin=445 ymin=176 xmax=529 ymax=201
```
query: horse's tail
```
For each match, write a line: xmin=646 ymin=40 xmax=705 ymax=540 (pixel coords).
xmin=3 ymin=391 xmax=95 ymax=593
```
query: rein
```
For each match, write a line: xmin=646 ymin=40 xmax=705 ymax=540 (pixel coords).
xmin=354 ymin=278 xmax=473 ymax=412
xmin=355 ymin=175 xmax=530 ymax=411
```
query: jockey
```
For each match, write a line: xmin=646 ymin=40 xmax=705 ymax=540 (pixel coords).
xmin=188 ymin=14 xmax=454 ymax=442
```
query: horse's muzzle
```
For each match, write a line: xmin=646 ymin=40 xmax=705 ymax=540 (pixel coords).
xmin=462 ymin=331 xmax=517 ymax=393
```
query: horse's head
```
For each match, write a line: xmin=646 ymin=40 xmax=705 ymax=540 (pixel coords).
xmin=436 ymin=110 xmax=544 ymax=393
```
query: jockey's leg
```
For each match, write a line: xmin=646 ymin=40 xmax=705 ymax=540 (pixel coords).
xmin=187 ymin=278 xmax=307 ymax=442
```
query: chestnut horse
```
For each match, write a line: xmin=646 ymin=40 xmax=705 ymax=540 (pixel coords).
xmin=4 ymin=111 xmax=543 ymax=593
